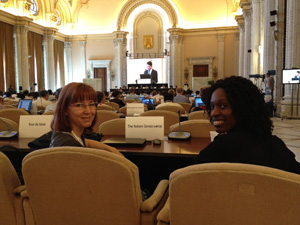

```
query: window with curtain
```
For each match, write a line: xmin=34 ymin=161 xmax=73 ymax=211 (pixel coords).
xmin=27 ymin=31 xmax=44 ymax=91
xmin=54 ymin=40 xmax=65 ymax=89
xmin=0 ymin=21 xmax=15 ymax=92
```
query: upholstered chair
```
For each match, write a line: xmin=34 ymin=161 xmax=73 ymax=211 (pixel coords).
xmin=92 ymin=110 xmax=119 ymax=132
xmin=104 ymin=102 xmax=120 ymax=112
xmin=140 ymin=110 xmax=179 ymax=135
xmin=155 ymin=104 xmax=185 ymax=115
xmin=177 ymin=103 xmax=192 ymax=114
xmin=97 ymin=104 xmax=114 ymax=111
xmin=157 ymin=163 xmax=300 ymax=225
xmin=169 ymin=119 xmax=214 ymax=138
xmin=22 ymin=147 xmax=169 ymax=225
xmin=0 ymin=117 xmax=19 ymax=131
xmin=188 ymin=110 xmax=210 ymax=120
xmin=0 ymin=109 xmax=29 ymax=125
xmin=98 ymin=118 xmax=125 ymax=136
xmin=0 ymin=152 xmax=25 ymax=225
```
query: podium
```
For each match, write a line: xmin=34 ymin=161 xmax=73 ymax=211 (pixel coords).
xmin=137 ymin=78 xmax=151 ymax=84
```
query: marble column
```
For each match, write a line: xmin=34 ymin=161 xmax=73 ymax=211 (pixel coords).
xmin=263 ymin=0 xmax=276 ymax=74
xmin=64 ymin=41 xmax=73 ymax=85
xmin=241 ymin=2 xmax=252 ymax=78
xmin=278 ymin=0 xmax=298 ymax=117
xmin=234 ymin=33 xmax=240 ymax=76
xmin=259 ymin=0 xmax=265 ymax=74
xmin=43 ymin=28 xmax=56 ymax=90
xmin=250 ymin=0 xmax=261 ymax=75
xmin=236 ymin=15 xmax=245 ymax=77
xmin=216 ymin=34 xmax=225 ymax=79
xmin=168 ymin=28 xmax=184 ymax=87
xmin=79 ymin=41 xmax=87 ymax=80
xmin=113 ymin=31 xmax=128 ymax=88
xmin=14 ymin=17 xmax=31 ymax=90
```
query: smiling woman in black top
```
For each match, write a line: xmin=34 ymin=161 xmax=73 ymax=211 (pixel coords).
xmin=196 ymin=76 xmax=300 ymax=174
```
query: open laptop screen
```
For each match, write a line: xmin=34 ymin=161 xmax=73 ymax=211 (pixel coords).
xmin=195 ymin=97 xmax=204 ymax=107
xmin=18 ymin=99 xmax=32 ymax=112
xmin=142 ymin=98 xmax=154 ymax=105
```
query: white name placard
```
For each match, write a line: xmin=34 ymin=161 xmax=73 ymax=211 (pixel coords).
xmin=126 ymin=117 xmax=164 ymax=140
xmin=19 ymin=115 xmax=53 ymax=138
xmin=126 ymin=103 xmax=145 ymax=116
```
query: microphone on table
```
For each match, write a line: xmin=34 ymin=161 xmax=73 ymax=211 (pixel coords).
xmin=0 ymin=118 xmax=18 ymax=138
xmin=168 ymin=110 xmax=191 ymax=140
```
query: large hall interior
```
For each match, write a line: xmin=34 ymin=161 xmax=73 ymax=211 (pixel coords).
xmin=1 ymin=0 xmax=300 ymax=224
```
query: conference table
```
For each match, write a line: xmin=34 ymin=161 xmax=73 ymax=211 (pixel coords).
xmin=0 ymin=135 xmax=211 ymax=192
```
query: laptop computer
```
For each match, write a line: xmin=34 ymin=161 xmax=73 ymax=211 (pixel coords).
xmin=18 ymin=99 xmax=32 ymax=112
xmin=142 ymin=98 xmax=154 ymax=106
xmin=195 ymin=97 xmax=205 ymax=107
xmin=102 ymin=138 xmax=146 ymax=147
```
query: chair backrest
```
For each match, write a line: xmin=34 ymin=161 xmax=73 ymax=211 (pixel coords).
xmin=104 ymin=102 xmax=120 ymax=111
xmin=0 ymin=117 xmax=19 ymax=131
xmin=22 ymin=147 xmax=142 ymax=225
xmin=177 ymin=103 xmax=192 ymax=114
xmin=156 ymin=104 xmax=185 ymax=114
xmin=0 ymin=109 xmax=29 ymax=125
xmin=97 ymin=104 xmax=114 ymax=111
xmin=124 ymin=99 xmax=137 ymax=104
xmin=169 ymin=163 xmax=300 ymax=225
xmin=188 ymin=110 xmax=209 ymax=120
xmin=140 ymin=110 xmax=179 ymax=135
xmin=0 ymin=152 xmax=21 ymax=225
xmin=119 ymin=105 xmax=148 ymax=116
xmin=92 ymin=110 xmax=119 ymax=132
xmin=98 ymin=118 xmax=126 ymax=135
xmin=42 ymin=111 xmax=55 ymax=115
xmin=169 ymin=119 xmax=214 ymax=138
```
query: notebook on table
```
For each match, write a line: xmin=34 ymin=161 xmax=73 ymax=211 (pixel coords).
xmin=102 ymin=138 xmax=146 ymax=147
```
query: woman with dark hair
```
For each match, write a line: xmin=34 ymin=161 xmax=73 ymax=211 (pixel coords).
xmin=50 ymin=82 xmax=123 ymax=157
xmin=196 ymin=76 xmax=300 ymax=174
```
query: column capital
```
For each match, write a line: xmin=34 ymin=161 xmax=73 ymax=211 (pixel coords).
xmin=79 ymin=41 xmax=87 ymax=47
xmin=216 ymin=34 xmax=225 ymax=42
xmin=64 ymin=42 xmax=72 ymax=48
xmin=112 ymin=31 xmax=129 ymax=39
xmin=44 ymin=28 xmax=58 ymax=37
xmin=167 ymin=27 xmax=184 ymax=36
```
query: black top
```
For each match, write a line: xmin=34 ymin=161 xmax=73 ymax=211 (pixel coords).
xmin=50 ymin=132 xmax=86 ymax=147
xmin=195 ymin=128 xmax=300 ymax=175
xmin=110 ymin=98 xmax=125 ymax=108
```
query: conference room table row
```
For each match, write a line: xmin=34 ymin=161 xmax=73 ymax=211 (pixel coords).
xmin=0 ymin=135 xmax=211 ymax=192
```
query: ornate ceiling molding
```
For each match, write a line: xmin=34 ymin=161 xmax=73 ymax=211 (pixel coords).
xmin=116 ymin=0 xmax=178 ymax=31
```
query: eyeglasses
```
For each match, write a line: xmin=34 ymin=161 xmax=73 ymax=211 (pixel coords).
xmin=69 ymin=102 xmax=97 ymax=110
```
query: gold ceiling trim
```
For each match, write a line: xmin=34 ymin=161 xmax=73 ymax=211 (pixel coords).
xmin=117 ymin=0 xmax=178 ymax=31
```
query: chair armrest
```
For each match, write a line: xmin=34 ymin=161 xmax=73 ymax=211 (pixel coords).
xmin=14 ymin=185 xmax=26 ymax=195
xmin=156 ymin=197 xmax=170 ymax=224
xmin=141 ymin=179 xmax=169 ymax=212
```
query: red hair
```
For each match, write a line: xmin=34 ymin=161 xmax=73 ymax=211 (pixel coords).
xmin=51 ymin=82 xmax=97 ymax=133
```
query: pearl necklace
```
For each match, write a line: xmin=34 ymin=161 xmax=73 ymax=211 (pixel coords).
xmin=71 ymin=130 xmax=85 ymax=146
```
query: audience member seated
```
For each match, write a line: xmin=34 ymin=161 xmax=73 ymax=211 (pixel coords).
xmin=195 ymin=76 xmax=300 ymax=175
xmin=44 ymin=88 xmax=62 ymax=113
xmin=34 ymin=90 xmax=52 ymax=108
xmin=96 ymin=91 xmax=106 ymax=106
xmin=50 ymin=82 xmax=123 ymax=157
xmin=156 ymin=93 xmax=185 ymax=113
xmin=109 ymin=90 xmax=125 ymax=108
xmin=173 ymin=88 xmax=191 ymax=103
xmin=125 ymin=87 xmax=140 ymax=102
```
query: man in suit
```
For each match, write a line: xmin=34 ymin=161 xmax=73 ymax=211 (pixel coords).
xmin=173 ymin=87 xmax=191 ymax=103
xmin=144 ymin=61 xmax=158 ymax=84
